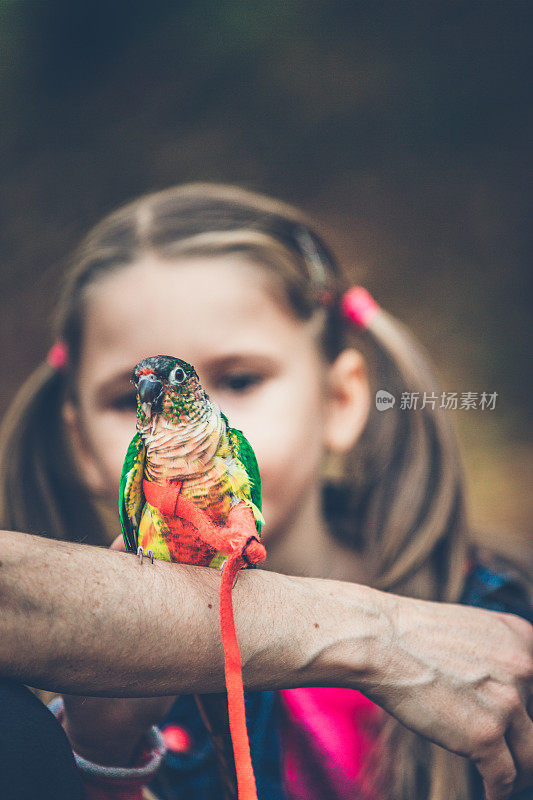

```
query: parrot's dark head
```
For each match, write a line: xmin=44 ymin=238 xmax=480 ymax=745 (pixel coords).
xmin=132 ymin=355 xmax=207 ymax=424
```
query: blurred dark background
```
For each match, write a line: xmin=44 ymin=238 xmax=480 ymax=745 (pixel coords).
xmin=1 ymin=1 xmax=531 ymax=551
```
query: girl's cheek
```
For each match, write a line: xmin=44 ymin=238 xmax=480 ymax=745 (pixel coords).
xmin=249 ymin=400 xmax=324 ymax=497
xmin=90 ymin=413 xmax=138 ymax=488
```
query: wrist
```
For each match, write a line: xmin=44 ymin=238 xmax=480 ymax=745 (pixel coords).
xmin=287 ymin=576 xmax=397 ymax=691
xmin=49 ymin=696 xmax=166 ymax=777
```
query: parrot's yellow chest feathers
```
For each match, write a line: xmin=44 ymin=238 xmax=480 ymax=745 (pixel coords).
xmin=138 ymin=404 xmax=235 ymax=523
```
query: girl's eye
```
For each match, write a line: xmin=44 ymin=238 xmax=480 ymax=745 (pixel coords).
xmin=218 ymin=373 xmax=262 ymax=393
xmin=111 ymin=393 xmax=137 ymax=411
xmin=170 ymin=367 xmax=186 ymax=384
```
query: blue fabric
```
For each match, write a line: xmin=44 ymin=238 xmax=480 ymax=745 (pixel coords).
xmin=150 ymin=556 xmax=531 ymax=800
xmin=461 ymin=558 xmax=533 ymax=800
xmin=150 ymin=691 xmax=285 ymax=799
xmin=461 ymin=559 xmax=533 ymax=623
xmin=0 ymin=680 xmax=86 ymax=800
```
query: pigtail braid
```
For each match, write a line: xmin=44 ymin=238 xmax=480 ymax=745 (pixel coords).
xmin=0 ymin=363 xmax=108 ymax=545
xmin=333 ymin=306 xmax=469 ymax=603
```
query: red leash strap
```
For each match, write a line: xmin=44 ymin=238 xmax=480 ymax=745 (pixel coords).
xmin=220 ymin=532 xmax=266 ymax=800
xmin=220 ymin=552 xmax=257 ymax=800
xmin=142 ymin=479 xmax=183 ymax=515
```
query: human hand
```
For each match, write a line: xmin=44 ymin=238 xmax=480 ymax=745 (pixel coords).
xmin=364 ymin=595 xmax=533 ymax=800
xmin=61 ymin=693 xmax=175 ymax=766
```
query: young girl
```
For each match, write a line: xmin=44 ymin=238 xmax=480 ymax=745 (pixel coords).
xmin=0 ymin=184 xmax=530 ymax=800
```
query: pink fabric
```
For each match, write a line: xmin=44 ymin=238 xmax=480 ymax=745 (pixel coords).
xmin=46 ymin=340 xmax=69 ymax=370
xmin=341 ymin=286 xmax=379 ymax=329
xmin=279 ymin=688 xmax=384 ymax=800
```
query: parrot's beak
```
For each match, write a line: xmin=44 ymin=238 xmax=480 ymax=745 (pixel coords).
xmin=138 ymin=376 xmax=163 ymax=416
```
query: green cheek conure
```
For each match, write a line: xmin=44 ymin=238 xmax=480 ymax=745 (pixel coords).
xmin=119 ymin=355 xmax=267 ymax=800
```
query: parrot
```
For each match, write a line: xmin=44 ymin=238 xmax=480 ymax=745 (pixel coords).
xmin=118 ymin=355 xmax=266 ymax=800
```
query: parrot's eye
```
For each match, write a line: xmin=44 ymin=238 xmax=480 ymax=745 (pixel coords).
xmin=169 ymin=366 xmax=186 ymax=385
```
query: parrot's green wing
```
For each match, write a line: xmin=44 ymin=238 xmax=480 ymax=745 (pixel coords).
xmin=227 ymin=423 xmax=263 ymax=534
xmin=118 ymin=431 xmax=146 ymax=553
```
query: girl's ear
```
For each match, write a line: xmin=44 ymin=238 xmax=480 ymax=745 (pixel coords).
xmin=323 ymin=348 xmax=371 ymax=453
xmin=62 ymin=400 xmax=107 ymax=496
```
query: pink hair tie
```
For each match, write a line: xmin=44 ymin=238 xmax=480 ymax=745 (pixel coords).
xmin=341 ymin=286 xmax=379 ymax=329
xmin=47 ymin=341 xmax=69 ymax=370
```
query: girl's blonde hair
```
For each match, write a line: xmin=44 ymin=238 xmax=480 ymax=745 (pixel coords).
xmin=0 ymin=183 xmax=471 ymax=799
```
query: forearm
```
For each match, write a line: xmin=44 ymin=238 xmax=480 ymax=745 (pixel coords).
xmin=0 ymin=530 xmax=390 ymax=696
xmin=3 ymin=531 xmax=532 ymax=799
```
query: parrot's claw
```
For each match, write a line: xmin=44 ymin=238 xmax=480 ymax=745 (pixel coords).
xmin=137 ymin=546 xmax=155 ymax=564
